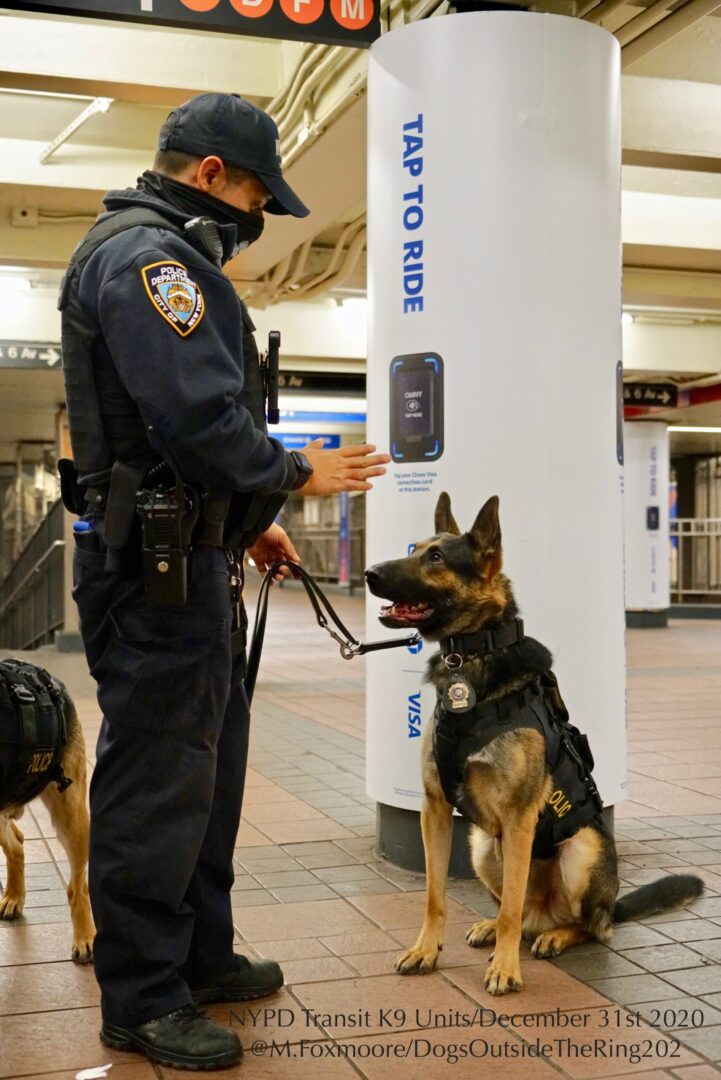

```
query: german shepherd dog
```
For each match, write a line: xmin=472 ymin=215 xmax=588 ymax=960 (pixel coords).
xmin=365 ymin=493 xmax=703 ymax=996
xmin=0 ymin=669 xmax=95 ymax=963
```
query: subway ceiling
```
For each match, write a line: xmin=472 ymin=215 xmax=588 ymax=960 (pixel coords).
xmin=0 ymin=0 xmax=720 ymax=312
xmin=1 ymin=0 xmax=721 ymax=460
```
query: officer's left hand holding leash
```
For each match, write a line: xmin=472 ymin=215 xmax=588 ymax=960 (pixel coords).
xmin=247 ymin=523 xmax=299 ymax=582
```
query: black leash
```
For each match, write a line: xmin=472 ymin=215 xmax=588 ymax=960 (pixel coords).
xmin=244 ymin=561 xmax=420 ymax=706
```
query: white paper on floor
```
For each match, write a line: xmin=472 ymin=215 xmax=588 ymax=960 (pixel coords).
xmin=75 ymin=1067 xmax=113 ymax=1080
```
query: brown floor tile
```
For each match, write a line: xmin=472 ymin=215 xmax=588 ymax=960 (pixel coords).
xmin=243 ymin=803 xmax=326 ymax=825
xmin=291 ymin=972 xmax=483 ymax=1038
xmin=252 ymin=938 xmax=331 ymax=962
xmin=338 ymin=1028 xmax=558 ymax=1079
xmin=21 ymin=1068 xmax=157 ymax=1080
xmin=269 ymin=884 xmax=338 ymax=903
xmin=671 ymin=1065 xmax=721 ymax=1078
xmin=346 ymin=891 xmax=474 ymax=930
xmin=0 ymin=922 xmax=83 ymax=967
xmin=233 ymin=898 xmax=376 ymax=940
xmin=344 ymin=950 xmax=408 ymax=977
xmin=320 ymin=930 xmax=402 ymax=956
xmin=235 ymin=822 xmax=274 ymax=847
xmin=281 ymin=956 xmax=355 ymax=983
xmin=159 ymin=1042 xmax=356 ymax=1079
xmin=192 ymin=995 xmax=328 ymax=1055
xmin=513 ymin=1006 xmax=699 ymax=1077
xmin=241 ymin=785 xmax=299 ymax=805
xmin=443 ymin=957 xmax=611 ymax=1012
xmin=257 ymin=821 xmax=354 ymax=844
xmin=0 ymin=960 xmax=100 ymax=1015
xmin=312 ymin=864 xmax=384 ymax=884
xmin=0 ymin=1006 xmax=141 ymax=1078
xmin=296 ymin=851 xmax=363 ymax=869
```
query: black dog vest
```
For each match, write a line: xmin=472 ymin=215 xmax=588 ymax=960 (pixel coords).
xmin=0 ymin=661 xmax=71 ymax=811
xmin=433 ymin=668 xmax=604 ymax=859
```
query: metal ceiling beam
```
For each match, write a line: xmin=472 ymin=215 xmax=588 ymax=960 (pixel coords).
xmin=40 ymin=97 xmax=113 ymax=164
xmin=622 ymin=0 xmax=721 ymax=66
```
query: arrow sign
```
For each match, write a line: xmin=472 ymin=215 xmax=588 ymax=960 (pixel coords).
xmin=0 ymin=341 xmax=63 ymax=369
xmin=623 ymin=383 xmax=678 ymax=409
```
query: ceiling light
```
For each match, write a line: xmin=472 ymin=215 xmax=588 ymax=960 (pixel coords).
xmin=670 ymin=426 xmax=721 ymax=434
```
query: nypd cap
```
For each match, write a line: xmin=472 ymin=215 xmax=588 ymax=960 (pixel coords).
xmin=159 ymin=93 xmax=309 ymax=218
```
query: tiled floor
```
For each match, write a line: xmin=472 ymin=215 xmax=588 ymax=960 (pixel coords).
xmin=2 ymin=590 xmax=721 ymax=1078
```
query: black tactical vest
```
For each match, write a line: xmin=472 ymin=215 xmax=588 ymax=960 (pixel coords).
xmin=58 ymin=208 xmax=179 ymax=479
xmin=433 ymin=672 xmax=604 ymax=859
xmin=0 ymin=661 xmax=71 ymax=811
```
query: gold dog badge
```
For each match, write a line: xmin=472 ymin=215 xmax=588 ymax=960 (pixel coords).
xmin=444 ymin=675 xmax=477 ymax=713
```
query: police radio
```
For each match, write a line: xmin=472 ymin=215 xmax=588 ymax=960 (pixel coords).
xmin=136 ymin=482 xmax=198 ymax=607
xmin=261 ymin=331 xmax=280 ymax=425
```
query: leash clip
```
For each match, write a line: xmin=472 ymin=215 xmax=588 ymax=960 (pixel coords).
xmin=444 ymin=652 xmax=463 ymax=670
xmin=326 ymin=627 xmax=360 ymax=660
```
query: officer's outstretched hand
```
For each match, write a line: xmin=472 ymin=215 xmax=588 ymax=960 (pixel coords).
xmin=247 ymin=524 xmax=300 ymax=582
xmin=298 ymin=439 xmax=390 ymax=496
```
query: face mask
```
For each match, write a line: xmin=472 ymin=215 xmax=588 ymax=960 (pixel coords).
xmin=138 ymin=171 xmax=265 ymax=263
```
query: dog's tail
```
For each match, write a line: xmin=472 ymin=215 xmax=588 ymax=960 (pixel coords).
xmin=614 ymin=874 xmax=704 ymax=924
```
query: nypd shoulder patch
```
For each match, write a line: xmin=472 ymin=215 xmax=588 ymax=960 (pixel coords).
xmin=141 ymin=261 xmax=204 ymax=337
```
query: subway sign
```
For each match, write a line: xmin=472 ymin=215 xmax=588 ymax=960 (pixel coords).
xmin=2 ymin=0 xmax=380 ymax=48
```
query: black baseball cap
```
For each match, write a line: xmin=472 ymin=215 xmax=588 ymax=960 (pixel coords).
xmin=158 ymin=93 xmax=309 ymax=218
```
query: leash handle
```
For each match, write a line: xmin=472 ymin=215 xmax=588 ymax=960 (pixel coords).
xmin=243 ymin=560 xmax=419 ymax=706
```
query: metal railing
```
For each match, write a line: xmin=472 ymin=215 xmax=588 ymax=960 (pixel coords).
xmin=0 ymin=499 xmax=65 ymax=649
xmin=289 ymin=527 xmax=366 ymax=589
xmin=670 ymin=517 xmax=721 ymax=601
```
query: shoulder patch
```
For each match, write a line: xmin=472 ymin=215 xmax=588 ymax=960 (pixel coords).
xmin=140 ymin=261 xmax=204 ymax=337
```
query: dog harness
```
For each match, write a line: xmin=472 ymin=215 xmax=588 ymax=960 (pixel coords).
xmin=0 ymin=660 xmax=72 ymax=811
xmin=432 ymin=622 xmax=604 ymax=859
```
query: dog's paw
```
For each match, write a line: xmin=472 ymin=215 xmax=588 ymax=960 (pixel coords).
xmin=395 ymin=944 xmax=440 ymax=975
xmin=0 ymin=893 xmax=24 ymax=920
xmin=484 ymin=957 xmax=523 ymax=996
xmin=531 ymin=930 xmax=569 ymax=959
xmin=72 ymin=935 xmax=94 ymax=964
xmin=466 ymin=919 xmax=497 ymax=948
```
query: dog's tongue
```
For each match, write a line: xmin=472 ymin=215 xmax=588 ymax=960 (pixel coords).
xmin=381 ymin=602 xmax=433 ymax=622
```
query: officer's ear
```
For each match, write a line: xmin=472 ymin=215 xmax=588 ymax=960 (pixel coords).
xmin=195 ymin=156 xmax=225 ymax=194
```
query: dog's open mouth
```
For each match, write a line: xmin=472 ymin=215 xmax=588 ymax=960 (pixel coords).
xmin=379 ymin=601 xmax=435 ymax=626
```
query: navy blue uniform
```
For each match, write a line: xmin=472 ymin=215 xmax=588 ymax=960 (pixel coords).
xmin=67 ymin=188 xmax=296 ymax=1028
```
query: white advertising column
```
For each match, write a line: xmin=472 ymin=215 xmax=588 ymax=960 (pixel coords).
xmin=366 ymin=12 xmax=627 ymax=871
xmin=623 ymin=422 xmax=670 ymax=627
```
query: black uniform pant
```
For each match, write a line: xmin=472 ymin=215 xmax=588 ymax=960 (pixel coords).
xmin=73 ymin=543 xmax=248 ymax=1028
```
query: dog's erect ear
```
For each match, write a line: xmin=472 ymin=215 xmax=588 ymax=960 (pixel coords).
xmin=434 ymin=492 xmax=461 ymax=536
xmin=468 ymin=496 xmax=502 ymax=577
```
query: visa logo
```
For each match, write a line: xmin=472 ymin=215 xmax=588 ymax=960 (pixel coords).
xmin=408 ymin=691 xmax=422 ymax=738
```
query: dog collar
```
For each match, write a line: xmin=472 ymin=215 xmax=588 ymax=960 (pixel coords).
xmin=441 ymin=617 xmax=525 ymax=664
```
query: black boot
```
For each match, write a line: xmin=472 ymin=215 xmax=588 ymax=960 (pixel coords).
xmin=191 ymin=954 xmax=284 ymax=1004
xmin=100 ymin=1004 xmax=241 ymax=1071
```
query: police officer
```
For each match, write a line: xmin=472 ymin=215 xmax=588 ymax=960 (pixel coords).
xmin=59 ymin=93 xmax=388 ymax=1071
